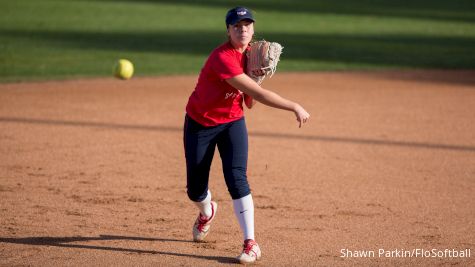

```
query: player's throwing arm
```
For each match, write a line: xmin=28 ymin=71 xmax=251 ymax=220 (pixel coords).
xmin=226 ymin=74 xmax=310 ymax=128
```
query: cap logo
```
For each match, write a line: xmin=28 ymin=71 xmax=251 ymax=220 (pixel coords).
xmin=237 ymin=10 xmax=247 ymax=16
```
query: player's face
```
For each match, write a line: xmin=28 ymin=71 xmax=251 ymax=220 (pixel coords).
xmin=228 ymin=20 xmax=254 ymax=48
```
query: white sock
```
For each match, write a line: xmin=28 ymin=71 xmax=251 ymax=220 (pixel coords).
xmin=233 ymin=194 xmax=255 ymax=240
xmin=193 ymin=190 xmax=212 ymax=218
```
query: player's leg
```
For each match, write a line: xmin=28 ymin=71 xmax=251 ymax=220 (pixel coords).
xmin=217 ymin=117 xmax=251 ymax=201
xmin=217 ymin=117 xmax=261 ymax=263
xmin=183 ymin=115 xmax=220 ymax=241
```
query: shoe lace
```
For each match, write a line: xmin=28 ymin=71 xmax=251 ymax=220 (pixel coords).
xmin=196 ymin=203 xmax=214 ymax=232
xmin=197 ymin=215 xmax=209 ymax=232
xmin=243 ymin=240 xmax=255 ymax=254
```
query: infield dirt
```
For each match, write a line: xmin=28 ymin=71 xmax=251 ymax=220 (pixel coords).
xmin=1 ymin=71 xmax=474 ymax=266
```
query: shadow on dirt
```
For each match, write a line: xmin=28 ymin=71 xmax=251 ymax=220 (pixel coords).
xmin=1 ymin=116 xmax=475 ymax=152
xmin=0 ymin=235 xmax=238 ymax=264
xmin=368 ymin=70 xmax=475 ymax=86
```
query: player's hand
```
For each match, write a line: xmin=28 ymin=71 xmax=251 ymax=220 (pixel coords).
xmin=244 ymin=93 xmax=256 ymax=109
xmin=293 ymin=104 xmax=310 ymax=128
xmin=251 ymin=68 xmax=265 ymax=77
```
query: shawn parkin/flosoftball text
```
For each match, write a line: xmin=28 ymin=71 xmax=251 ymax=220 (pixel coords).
xmin=340 ymin=248 xmax=471 ymax=258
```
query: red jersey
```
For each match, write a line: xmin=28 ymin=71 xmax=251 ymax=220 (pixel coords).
xmin=186 ymin=42 xmax=247 ymax=126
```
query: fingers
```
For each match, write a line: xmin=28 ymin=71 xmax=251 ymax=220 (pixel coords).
xmin=297 ymin=114 xmax=310 ymax=128
xmin=294 ymin=105 xmax=310 ymax=128
xmin=251 ymin=68 xmax=266 ymax=76
xmin=305 ymin=115 xmax=310 ymax=124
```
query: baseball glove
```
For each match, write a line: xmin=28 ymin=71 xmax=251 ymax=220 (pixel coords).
xmin=246 ymin=40 xmax=283 ymax=84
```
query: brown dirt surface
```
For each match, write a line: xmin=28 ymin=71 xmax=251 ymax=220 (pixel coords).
xmin=1 ymin=70 xmax=474 ymax=266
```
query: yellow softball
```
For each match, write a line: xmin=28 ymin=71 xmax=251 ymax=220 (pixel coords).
xmin=114 ymin=59 xmax=134 ymax=80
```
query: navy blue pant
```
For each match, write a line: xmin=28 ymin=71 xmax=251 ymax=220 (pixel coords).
xmin=184 ymin=115 xmax=250 ymax=201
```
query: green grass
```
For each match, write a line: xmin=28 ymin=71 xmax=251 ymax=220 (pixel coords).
xmin=1 ymin=0 xmax=475 ymax=82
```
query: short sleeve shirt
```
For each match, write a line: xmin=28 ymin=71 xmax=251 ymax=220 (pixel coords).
xmin=186 ymin=42 xmax=247 ymax=126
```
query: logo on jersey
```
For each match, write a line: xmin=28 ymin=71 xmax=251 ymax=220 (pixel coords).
xmin=225 ymin=90 xmax=243 ymax=100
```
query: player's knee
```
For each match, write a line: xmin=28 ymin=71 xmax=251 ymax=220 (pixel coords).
xmin=187 ymin=188 xmax=208 ymax=202
xmin=229 ymin=185 xmax=251 ymax=200
xmin=226 ymin=175 xmax=250 ymax=199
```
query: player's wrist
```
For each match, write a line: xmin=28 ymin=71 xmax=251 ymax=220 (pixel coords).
xmin=291 ymin=103 xmax=301 ymax=112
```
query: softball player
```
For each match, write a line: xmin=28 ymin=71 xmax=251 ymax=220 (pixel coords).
xmin=184 ymin=6 xmax=310 ymax=264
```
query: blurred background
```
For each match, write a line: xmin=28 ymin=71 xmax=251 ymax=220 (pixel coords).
xmin=1 ymin=0 xmax=474 ymax=82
